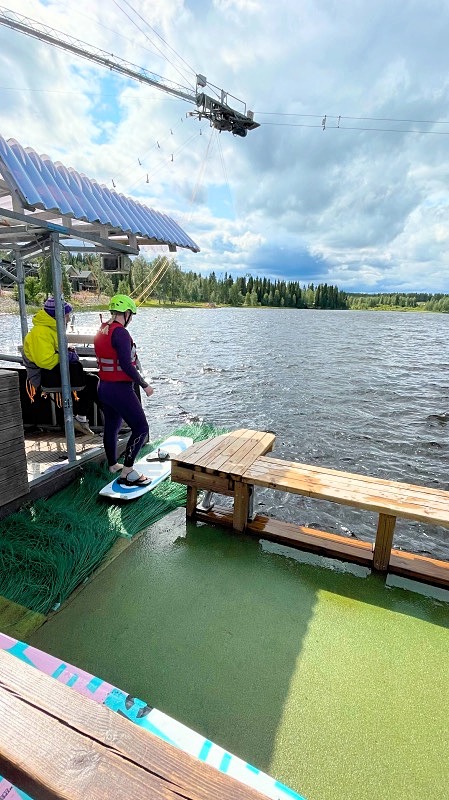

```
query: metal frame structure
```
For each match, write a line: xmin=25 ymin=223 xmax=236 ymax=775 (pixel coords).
xmin=0 ymin=6 xmax=259 ymax=138
xmin=0 ymin=211 xmax=139 ymax=463
xmin=0 ymin=136 xmax=199 ymax=465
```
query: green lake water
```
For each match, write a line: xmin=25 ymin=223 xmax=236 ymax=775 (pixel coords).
xmin=30 ymin=509 xmax=449 ymax=800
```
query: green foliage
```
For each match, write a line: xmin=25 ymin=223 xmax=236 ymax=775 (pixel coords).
xmin=117 ymin=278 xmax=131 ymax=295
xmin=12 ymin=276 xmax=42 ymax=304
xmin=346 ymin=292 xmax=448 ymax=311
xmin=38 ymin=256 xmax=72 ymax=299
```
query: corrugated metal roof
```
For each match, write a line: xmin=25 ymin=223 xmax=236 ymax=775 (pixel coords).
xmin=0 ymin=134 xmax=200 ymax=253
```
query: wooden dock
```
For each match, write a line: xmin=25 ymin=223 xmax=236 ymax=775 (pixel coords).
xmin=171 ymin=429 xmax=449 ymax=590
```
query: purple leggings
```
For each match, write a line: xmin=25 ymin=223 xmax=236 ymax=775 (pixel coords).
xmin=98 ymin=381 xmax=149 ymax=467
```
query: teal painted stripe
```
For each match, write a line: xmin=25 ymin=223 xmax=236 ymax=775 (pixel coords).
xmin=219 ymin=752 xmax=232 ymax=774
xmin=274 ymin=779 xmax=306 ymax=799
xmin=198 ymin=739 xmax=213 ymax=761
xmin=51 ymin=664 xmax=66 ymax=679
xmin=15 ymin=789 xmax=34 ymax=800
xmin=66 ymin=675 xmax=78 ymax=687
xmin=245 ymin=763 xmax=260 ymax=774
xmin=6 ymin=642 xmax=35 ymax=667
xmin=86 ymin=676 xmax=103 ymax=693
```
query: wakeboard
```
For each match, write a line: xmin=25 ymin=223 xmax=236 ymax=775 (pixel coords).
xmin=99 ymin=435 xmax=193 ymax=501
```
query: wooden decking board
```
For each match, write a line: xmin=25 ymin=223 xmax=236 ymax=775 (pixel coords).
xmin=389 ymin=550 xmax=449 ymax=588
xmin=202 ymin=430 xmax=261 ymax=473
xmin=0 ymin=649 xmax=266 ymax=800
xmin=199 ymin=431 xmax=254 ymax=471
xmin=175 ymin=430 xmax=273 ymax=474
xmin=249 ymin=456 xmax=449 ymax=503
xmin=194 ymin=506 xmax=374 ymax=566
xmin=205 ymin=431 xmax=275 ymax=474
xmin=193 ymin=429 xmax=263 ymax=471
xmin=176 ymin=433 xmax=230 ymax=467
xmin=246 ymin=473 xmax=449 ymax=527
xmin=245 ymin=458 xmax=449 ymax=520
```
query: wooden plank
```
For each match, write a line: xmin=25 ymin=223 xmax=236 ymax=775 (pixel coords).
xmin=0 ymin=428 xmax=25 ymax=445
xmin=0 ymin=437 xmax=28 ymax=459
xmin=373 ymin=513 xmax=397 ymax=571
xmin=175 ymin=430 xmax=272 ymax=472
xmin=246 ymin=456 xmax=449 ymax=506
xmin=173 ymin=432 xmax=231 ymax=467
xmin=194 ymin=507 xmax=374 ymax=567
xmin=206 ymin=431 xmax=275 ymax=474
xmin=243 ymin=458 xmax=449 ymax=526
xmin=0 ymin=596 xmax=46 ymax=639
xmin=170 ymin=465 xmax=234 ymax=495
xmin=389 ymin=549 xmax=449 ymax=589
xmin=0 ymin=649 xmax=266 ymax=800
xmin=0 ymin=371 xmax=19 ymax=389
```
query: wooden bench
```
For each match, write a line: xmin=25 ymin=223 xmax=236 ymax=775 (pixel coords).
xmin=241 ymin=456 xmax=449 ymax=573
xmin=171 ymin=429 xmax=449 ymax=587
xmin=171 ymin=429 xmax=275 ymax=530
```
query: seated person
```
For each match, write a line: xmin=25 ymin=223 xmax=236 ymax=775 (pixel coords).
xmin=23 ymin=297 xmax=98 ymax=435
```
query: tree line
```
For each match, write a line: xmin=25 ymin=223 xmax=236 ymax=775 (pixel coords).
xmin=7 ymin=252 xmax=449 ymax=312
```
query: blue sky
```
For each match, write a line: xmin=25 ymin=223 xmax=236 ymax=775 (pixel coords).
xmin=2 ymin=0 xmax=449 ymax=291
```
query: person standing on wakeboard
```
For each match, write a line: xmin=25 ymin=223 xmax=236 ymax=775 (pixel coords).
xmin=94 ymin=294 xmax=154 ymax=485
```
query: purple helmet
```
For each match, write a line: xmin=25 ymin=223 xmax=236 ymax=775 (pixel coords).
xmin=44 ymin=297 xmax=72 ymax=317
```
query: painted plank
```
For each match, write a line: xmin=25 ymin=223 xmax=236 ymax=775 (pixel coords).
xmin=0 ymin=649 xmax=266 ymax=800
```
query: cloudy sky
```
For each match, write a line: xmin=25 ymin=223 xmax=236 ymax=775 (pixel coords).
xmin=2 ymin=0 xmax=449 ymax=291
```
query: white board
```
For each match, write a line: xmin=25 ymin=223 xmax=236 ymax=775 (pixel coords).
xmin=99 ymin=435 xmax=193 ymax=501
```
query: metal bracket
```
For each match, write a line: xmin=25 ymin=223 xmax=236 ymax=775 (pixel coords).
xmin=197 ymin=490 xmax=215 ymax=512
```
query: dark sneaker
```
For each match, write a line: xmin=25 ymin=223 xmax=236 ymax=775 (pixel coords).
xmin=74 ymin=418 xmax=94 ymax=436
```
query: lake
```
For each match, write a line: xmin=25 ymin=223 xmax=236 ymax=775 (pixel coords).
xmin=2 ymin=306 xmax=449 ymax=559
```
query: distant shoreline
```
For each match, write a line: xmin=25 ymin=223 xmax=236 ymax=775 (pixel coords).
xmin=0 ymin=294 xmax=440 ymax=315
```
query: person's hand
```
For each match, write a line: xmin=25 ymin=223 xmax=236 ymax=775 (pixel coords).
xmin=143 ymin=385 xmax=154 ymax=397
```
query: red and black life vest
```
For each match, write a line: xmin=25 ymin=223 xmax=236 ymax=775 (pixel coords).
xmin=94 ymin=320 xmax=137 ymax=382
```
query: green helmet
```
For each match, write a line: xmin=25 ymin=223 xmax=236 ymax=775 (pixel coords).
xmin=109 ymin=294 xmax=137 ymax=314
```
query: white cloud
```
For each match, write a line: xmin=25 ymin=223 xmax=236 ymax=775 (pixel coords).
xmin=4 ymin=0 xmax=449 ymax=290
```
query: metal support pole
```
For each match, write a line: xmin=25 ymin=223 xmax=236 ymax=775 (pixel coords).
xmin=49 ymin=232 xmax=77 ymax=463
xmin=15 ymin=250 xmax=28 ymax=341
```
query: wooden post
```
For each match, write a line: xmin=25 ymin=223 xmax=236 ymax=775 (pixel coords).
xmin=373 ymin=513 xmax=397 ymax=571
xmin=233 ymin=481 xmax=251 ymax=532
xmin=186 ymin=485 xmax=198 ymax=518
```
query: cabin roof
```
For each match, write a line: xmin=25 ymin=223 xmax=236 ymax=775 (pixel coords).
xmin=0 ymin=134 xmax=199 ymax=253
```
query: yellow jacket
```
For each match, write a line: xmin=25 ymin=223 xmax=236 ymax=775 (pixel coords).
xmin=23 ymin=309 xmax=60 ymax=370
